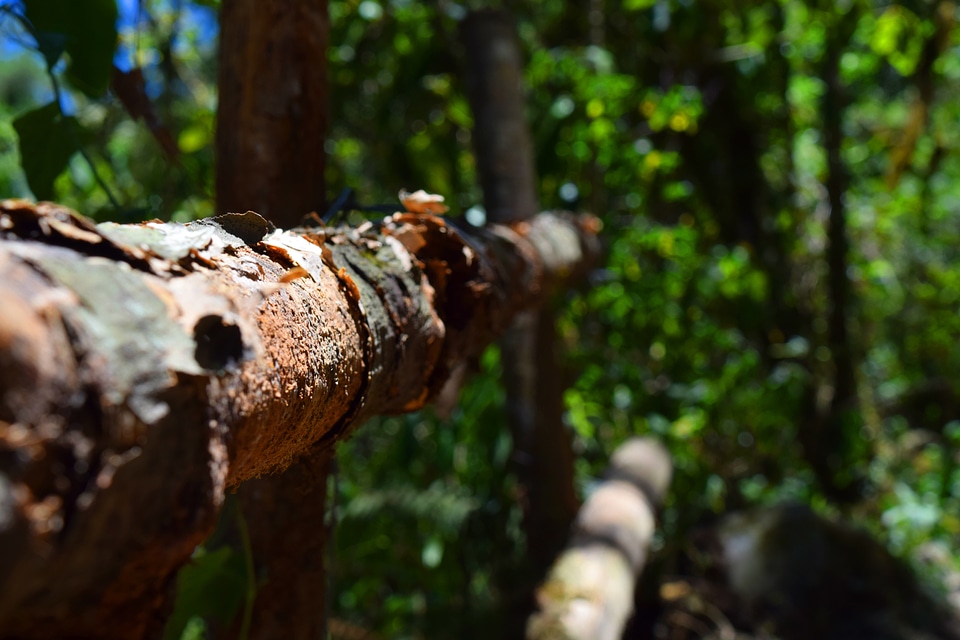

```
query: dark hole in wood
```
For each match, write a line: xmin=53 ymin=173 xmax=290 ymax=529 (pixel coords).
xmin=194 ymin=315 xmax=244 ymax=371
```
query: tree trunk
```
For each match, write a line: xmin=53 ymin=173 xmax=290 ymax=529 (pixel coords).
xmin=235 ymin=446 xmax=333 ymax=640
xmin=801 ymin=10 xmax=863 ymax=503
xmin=215 ymin=0 xmax=329 ymax=229
xmin=0 ymin=200 xmax=597 ymax=638
xmin=462 ymin=10 xmax=582 ymax=636
xmin=216 ymin=2 xmax=331 ymax=635
xmin=461 ymin=9 xmax=539 ymax=223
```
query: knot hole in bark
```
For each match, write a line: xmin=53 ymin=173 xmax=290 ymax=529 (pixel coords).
xmin=193 ymin=315 xmax=244 ymax=370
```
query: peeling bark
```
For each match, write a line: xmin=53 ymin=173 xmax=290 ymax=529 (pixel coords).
xmin=0 ymin=199 xmax=598 ymax=638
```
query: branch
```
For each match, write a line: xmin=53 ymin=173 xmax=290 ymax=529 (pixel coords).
xmin=527 ymin=438 xmax=673 ymax=640
xmin=0 ymin=199 xmax=599 ymax=637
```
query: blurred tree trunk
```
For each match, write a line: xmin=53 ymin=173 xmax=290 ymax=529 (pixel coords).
xmin=802 ymin=9 xmax=863 ymax=503
xmin=217 ymin=1 xmax=331 ymax=636
xmin=216 ymin=0 xmax=328 ymax=230
xmin=462 ymin=10 xmax=580 ymax=636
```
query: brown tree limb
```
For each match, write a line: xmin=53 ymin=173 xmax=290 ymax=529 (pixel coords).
xmin=526 ymin=438 xmax=673 ymax=640
xmin=0 ymin=199 xmax=598 ymax=638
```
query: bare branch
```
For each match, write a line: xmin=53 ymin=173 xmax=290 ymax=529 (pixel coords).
xmin=0 ymin=199 xmax=599 ymax=637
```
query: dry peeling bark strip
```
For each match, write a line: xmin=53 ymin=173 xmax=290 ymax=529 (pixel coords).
xmin=0 ymin=199 xmax=599 ymax=637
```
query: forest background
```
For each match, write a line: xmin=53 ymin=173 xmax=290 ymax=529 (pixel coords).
xmin=1 ymin=0 xmax=959 ymax=637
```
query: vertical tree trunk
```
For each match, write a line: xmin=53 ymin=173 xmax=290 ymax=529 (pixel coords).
xmin=216 ymin=1 xmax=330 ymax=636
xmin=461 ymin=10 xmax=539 ymax=223
xmin=216 ymin=0 xmax=328 ymax=229
xmin=462 ymin=10 xmax=579 ymax=635
xmin=237 ymin=448 xmax=333 ymax=639
xmin=499 ymin=309 xmax=580 ymax=572
xmin=803 ymin=10 xmax=863 ymax=502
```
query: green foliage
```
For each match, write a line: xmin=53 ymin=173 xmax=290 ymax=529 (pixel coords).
xmin=24 ymin=0 xmax=118 ymax=97
xmin=13 ymin=101 xmax=91 ymax=199
xmin=1 ymin=0 xmax=217 ymax=219
xmin=327 ymin=0 xmax=478 ymax=209
xmin=162 ymin=546 xmax=247 ymax=640
xmin=332 ymin=346 xmax=523 ymax=637
xmin=870 ymin=5 xmax=929 ymax=76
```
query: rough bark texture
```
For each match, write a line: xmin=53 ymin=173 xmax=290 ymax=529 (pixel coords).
xmin=526 ymin=438 xmax=672 ymax=640
xmin=215 ymin=3 xmax=333 ymax=633
xmin=215 ymin=0 xmax=328 ymax=229
xmin=0 ymin=199 xmax=598 ymax=638
xmin=462 ymin=11 xmax=581 ymax=616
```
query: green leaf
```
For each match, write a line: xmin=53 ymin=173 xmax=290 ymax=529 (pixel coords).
xmin=624 ymin=0 xmax=657 ymax=10
xmin=31 ymin=30 xmax=67 ymax=69
xmin=162 ymin=546 xmax=248 ymax=640
xmin=24 ymin=0 xmax=118 ymax=97
xmin=869 ymin=6 xmax=927 ymax=76
xmin=13 ymin=102 xmax=91 ymax=200
xmin=177 ymin=617 xmax=207 ymax=640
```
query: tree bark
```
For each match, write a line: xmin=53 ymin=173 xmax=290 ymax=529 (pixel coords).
xmin=0 ymin=199 xmax=598 ymax=638
xmin=216 ymin=2 xmax=332 ymax=636
xmin=461 ymin=9 xmax=539 ymax=223
xmin=462 ymin=10 xmax=581 ymax=631
xmin=526 ymin=438 xmax=672 ymax=640
xmin=235 ymin=446 xmax=333 ymax=640
xmin=215 ymin=0 xmax=328 ymax=229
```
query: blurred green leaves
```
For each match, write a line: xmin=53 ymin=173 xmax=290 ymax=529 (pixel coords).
xmin=1 ymin=0 xmax=217 ymax=217
xmin=870 ymin=6 xmax=929 ymax=76
xmin=162 ymin=546 xmax=247 ymax=640
xmin=23 ymin=0 xmax=118 ymax=96
xmin=13 ymin=102 xmax=91 ymax=199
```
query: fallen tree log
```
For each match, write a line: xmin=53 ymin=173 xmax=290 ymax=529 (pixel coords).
xmin=527 ymin=438 xmax=673 ymax=640
xmin=0 ymin=199 xmax=599 ymax=638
